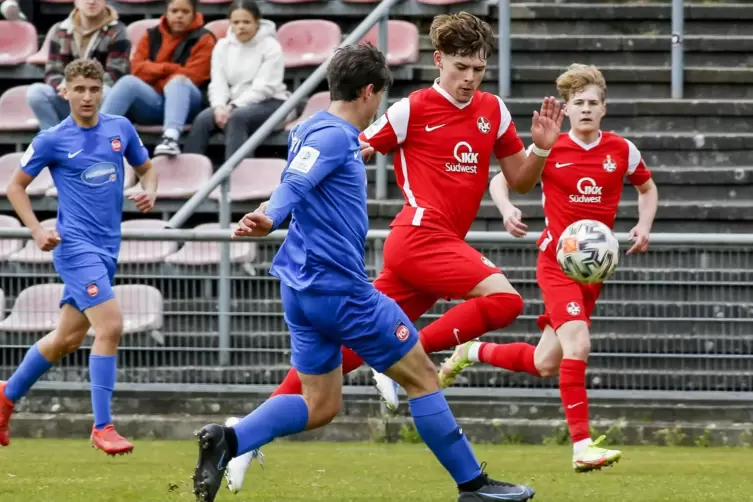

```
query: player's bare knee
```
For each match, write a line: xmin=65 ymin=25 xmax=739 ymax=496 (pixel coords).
xmin=534 ymin=355 xmax=560 ymax=378
xmin=92 ymin=317 xmax=123 ymax=346
xmin=302 ymin=391 xmax=341 ymax=428
xmin=557 ymin=321 xmax=591 ymax=360
xmin=53 ymin=328 xmax=88 ymax=355
xmin=388 ymin=349 xmax=439 ymax=397
xmin=467 ymin=273 xmax=519 ymax=298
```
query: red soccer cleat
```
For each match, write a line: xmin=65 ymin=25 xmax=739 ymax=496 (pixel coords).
xmin=90 ymin=424 xmax=134 ymax=456
xmin=0 ymin=381 xmax=14 ymax=446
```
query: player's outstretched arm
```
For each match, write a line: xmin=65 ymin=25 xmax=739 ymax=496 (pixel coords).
xmin=129 ymin=160 xmax=157 ymax=213
xmin=627 ymin=179 xmax=658 ymax=255
xmin=7 ymin=169 xmax=60 ymax=251
xmin=489 ymin=172 xmax=527 ymax=238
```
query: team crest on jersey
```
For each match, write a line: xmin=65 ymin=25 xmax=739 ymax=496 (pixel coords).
xmin=110 ymin=136 xmax=122 ymax=152
xmin=87 ymin=283 xmax=99 ymax=297
xmin=480 ymin=255 xmax=496 ymax=268
xmin=476 ymin=116 xmax=491 ymax=134
xmin=394 ymin=321 xmax=410 ymax=342
xmin=566 ymin=302 xmax=581 ymax=316
xmin=603 ymin=155 xmax=616 ymax=173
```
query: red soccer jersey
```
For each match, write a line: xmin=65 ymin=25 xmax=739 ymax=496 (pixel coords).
xmin=536 ymin=131 xmax=653 ymax=252
xmin=361 ymin=81 xmax=524 ymax=238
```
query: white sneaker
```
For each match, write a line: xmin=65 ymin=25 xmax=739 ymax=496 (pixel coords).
xmin=372 ymin=368 xmax=400 ymax=413
xmin=223 ymin=417 xmax=265 ymax=493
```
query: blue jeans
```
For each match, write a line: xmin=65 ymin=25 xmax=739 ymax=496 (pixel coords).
xmin=99 ymin=74 xmax=202 ymax=131
xmin=28 ymin=82 xmax=112 ymax=130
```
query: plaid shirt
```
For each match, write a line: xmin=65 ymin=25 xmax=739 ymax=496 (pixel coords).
xmin=45 ymin=14 xmax=131 ymax=89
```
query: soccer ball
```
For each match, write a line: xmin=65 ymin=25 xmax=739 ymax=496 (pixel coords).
xmin=556 ymin=219 xmax=619 ymax=284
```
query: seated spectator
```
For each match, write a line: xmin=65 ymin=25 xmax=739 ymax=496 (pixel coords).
xmin=100 ymin=0 xmax=215 ymax=157
xmin=184 ymin=0 xmax=289 ymax=161
xmin=27 ymin=0 xmax=129 ymax=130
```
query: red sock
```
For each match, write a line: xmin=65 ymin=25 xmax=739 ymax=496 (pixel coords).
xmin=419 ymin=293 xmax=523 ymax=354
xmin=478 ymin=342 xmax=540 ymax=377
xmin=270 ymin=347 xmax=365 ymax=397
xmin=559 ymin=358 xmax=590 ymax=443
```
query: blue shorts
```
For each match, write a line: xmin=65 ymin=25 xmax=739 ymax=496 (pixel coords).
xmin=281 ymin=283 xmax=419 ymax=375
xmin=53 ymin=252 xmax=117 ymax=312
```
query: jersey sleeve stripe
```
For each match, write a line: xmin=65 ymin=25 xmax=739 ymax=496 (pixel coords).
xmin=625 ymin=138 xmax=642 ymax=174
xmin=495 ymin=95 xmax=513 ymax=139
xmin=388 ymin=98 xmax=410 ymax=144
xmin=398 ymin=148 xmax=424 ymax=226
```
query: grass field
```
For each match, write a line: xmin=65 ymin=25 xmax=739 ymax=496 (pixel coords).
xmin=1 ymin=440 xmax=752 ymax=501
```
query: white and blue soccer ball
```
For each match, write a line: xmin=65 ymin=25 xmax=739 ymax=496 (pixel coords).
xmin=556 ymin=219 xmax=619 ymax=284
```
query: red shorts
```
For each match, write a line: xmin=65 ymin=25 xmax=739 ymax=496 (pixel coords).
xmin=536 ymin=250 xmax=602 ymax=332
xmin=373 ymin=226 xmax=502 ymax=321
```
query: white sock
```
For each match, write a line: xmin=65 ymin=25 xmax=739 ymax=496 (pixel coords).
xmin=163 ymin=128 xmax=180 ymax=140
xmin=573 ymin=437 xmax=593 ymax=455
xmin=467 ymin=341 xmax=483 ymax=363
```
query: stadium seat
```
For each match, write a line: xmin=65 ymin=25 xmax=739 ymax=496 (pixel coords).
xmin=25 ymin=167 xmax=54 ymax=196
xmin=112 ymin=284 xmax=164 ymax=334
xmin=126 ymin=19 xmax=159 ymax=57
xmin=209 ymin=158 xmax=285 ymax=202
xmin=118 ymin=219 xmax=178 ymax=264
xmin=47 ymin=161 xmax=137 ymax=197
xmin=165 ymin=223 xmax=257 ymax=265
xmin=8 ymin=218 xmax=56 ymax=264
xmin=0 ymin=86 xmax=39 ymax=132
xmin=277 ymin=20 xmax=341 ymax=68
xmin=205 ymin=19 xmax=229 ymax=39
xmin=0 ymin=21 xmax=37 ymax=65
xmin=362 ymin=21 xmax=419 ymax=66
xmin=284 ymin=91 xmax=330 ymax=131
xmin=0 ymin=215 xmax=23 ymax=261
xmin=0 ymin=283 xmax=64 ymax=332
xmin=27 ymin=25 xmax=56 ymax=66
xmin=125 ymin=154 xmax=212 ymax=199
xmin=0 ymin=153 xmax=51 ymax=196
xmin=40 ymin=0 xmax=73 ymax=3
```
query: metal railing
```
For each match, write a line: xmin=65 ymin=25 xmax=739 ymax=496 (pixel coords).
xmin=0 ymin=228 xmax=751 ymax=399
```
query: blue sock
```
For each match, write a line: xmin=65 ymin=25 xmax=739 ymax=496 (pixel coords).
xmin=4 ymin=343 xmax=53 ymax=402
xmin=89 ymin=355 xmax=117 ymax=430
xmin=408 ymin=391 xmax=482 ymax=485
xmin=232 ymin=394 xmax=309 ymax=456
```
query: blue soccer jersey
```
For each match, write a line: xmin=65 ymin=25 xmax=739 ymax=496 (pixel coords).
xmin=20 ymin=113 xmax=148 ymax=259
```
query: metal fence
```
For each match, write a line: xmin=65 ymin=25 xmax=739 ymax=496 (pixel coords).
xmin=0 ymin=229 xmax=750 ymax=398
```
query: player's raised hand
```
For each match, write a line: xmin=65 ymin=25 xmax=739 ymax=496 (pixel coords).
xmin=128 ymin=192 xmax=156 ymax=213
xmin=626 ymin=224 xmax=650 ymax=255
xmin=530 ymin=96 xmax=566 ymax=150
xmin=359 ymin=139 xmax=375 ymax=161
xmin=501 ymin=204 xmax=528 ymax=238
xmin=31 ymin=227 xmax=60 ymax=252
xmin=233 ymin=212 xmax=274 ymax=238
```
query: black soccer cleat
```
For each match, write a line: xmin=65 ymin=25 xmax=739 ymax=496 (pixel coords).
xmin=193 ymin=424 xmax=231 ymax=502
xmin=458 ymin=464 xmax=535 ymax=502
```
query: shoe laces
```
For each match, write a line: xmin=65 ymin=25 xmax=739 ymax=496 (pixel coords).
xmin=478 ymin=461 xmax=518 ymax=488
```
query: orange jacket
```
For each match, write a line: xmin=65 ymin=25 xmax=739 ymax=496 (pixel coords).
xmin=131 ymin=13 xmax=215 ymax=93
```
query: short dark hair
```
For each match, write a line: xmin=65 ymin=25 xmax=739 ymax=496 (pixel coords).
xmin=64 ymin=59 xmax=105 ymax=83
xmin=166 ymin=0 xmax=198 ymax=11
xmin=326 ymin=43 xmax=392 ymax=102
xmin=430 ymin=12 xmax=495 ymax=60
xmin=229 ymin=0 xmax=261 ymax=19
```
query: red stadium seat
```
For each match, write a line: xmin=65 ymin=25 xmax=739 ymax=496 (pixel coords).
xmin=0 ymin=215 xmax=23 ymax=261
xmin=165 ymin=223 xmax=257 ymax=265
xmin=284 ymin=91 xmax=330 ymax=131
xmin=26 ymin=25 xmax=56 ymax=66
xmin=0 ymin=153 xmax=52 ymax=196
xmin=362 ymin=20 xmax=419 ymax=66
xmin=125 ymin=154 xmax=212 ymax=199
xmin=0 ymin=86 xmax=39 ymax=132
xmin=112 ymin=284 xmax=164 ymax=334
xmin=343 ymin=0 xmax=380 ymax=3
xmin=277 ymin=20 xmax=341 ymax=68
xmin=118 ymin=219 xmax=178 ymax=264
xmin=205 ymin=19 xmax=230 ymax=39
xmin=0 ymin=283 xmax=63 ymax=332
xmin=8 ymin=218 xmax=56 ymax=264
xmin=0 ymin=21 xmax=37 ymax=65
xmin=126 ymin=19 xmax=159 ymax=57
xmin=209 ymin=158 xmax=285 ymax=202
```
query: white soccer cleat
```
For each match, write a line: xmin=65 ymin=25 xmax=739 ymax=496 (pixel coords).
xmin=223 ymin=417 xmax=265 ymax=494
xmin=372 ymin=368 xmax=400 ymax=413
xmin=572 ymin=435 xmax=622 ymax=473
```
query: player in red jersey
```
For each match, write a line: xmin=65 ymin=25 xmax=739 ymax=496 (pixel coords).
xmin=439 ymin=64 xmax=659 ymax=473
xmin=223 ymin=13 xmax=564 ymax=492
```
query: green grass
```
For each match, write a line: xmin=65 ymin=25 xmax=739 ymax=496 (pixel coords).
xmin=1 ymin=440 xmax=752 ymax=501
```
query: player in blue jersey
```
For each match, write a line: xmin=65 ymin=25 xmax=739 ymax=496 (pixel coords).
xmin=0 ymin=59 xmax=157 ymax=455
xmin=191 ymin=43 xmax=536 ymax=502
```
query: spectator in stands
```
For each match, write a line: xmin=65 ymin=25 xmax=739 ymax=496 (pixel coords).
xmin=184 ymin=0 xmax=289 ymax=161
xmin=100 ymin=0 xmax=215 ymax=157
xmin=26 ymin=0 xmax=129 ymax=131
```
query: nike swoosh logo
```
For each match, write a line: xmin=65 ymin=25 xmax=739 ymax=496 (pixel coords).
xmin=425 ymin=124 xmax=446 ymax=132
xmin=68 ymin=149 xmax=83 ymax=158
xmin=476 ymin=488 xmax=529 ymax=499
xmin=555 ymin=162 xmax=574 ymax=169
xmin=567 ymin=402 xmax=584 ymax=409
xmin=354 ymin=151 xmax=359 ymax=159
xmin=217 ymin=451 xmax=226 ymax=470
xmin=453 ymin=328 xmax=461 ymax=344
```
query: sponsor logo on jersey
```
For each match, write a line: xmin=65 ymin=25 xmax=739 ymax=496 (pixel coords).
xmin=603 ymin=155 xmax=617 ymax=173
xmin=481 ymin=255 xmax=496 ymax=268
xmin=446 ymin=142 xmax=479 ymax=174
xmin=570 ymin=177 xmax=602 ymax=203
xmin=80 ymin=162 xmax=118 ymax=187
xmin=394 ymin=322 xmax=410 ymax=342
xmin=87 ymin=283 xmax=99 ymax=297
xmin=477 ymin=116 xmax=491 ymax=134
